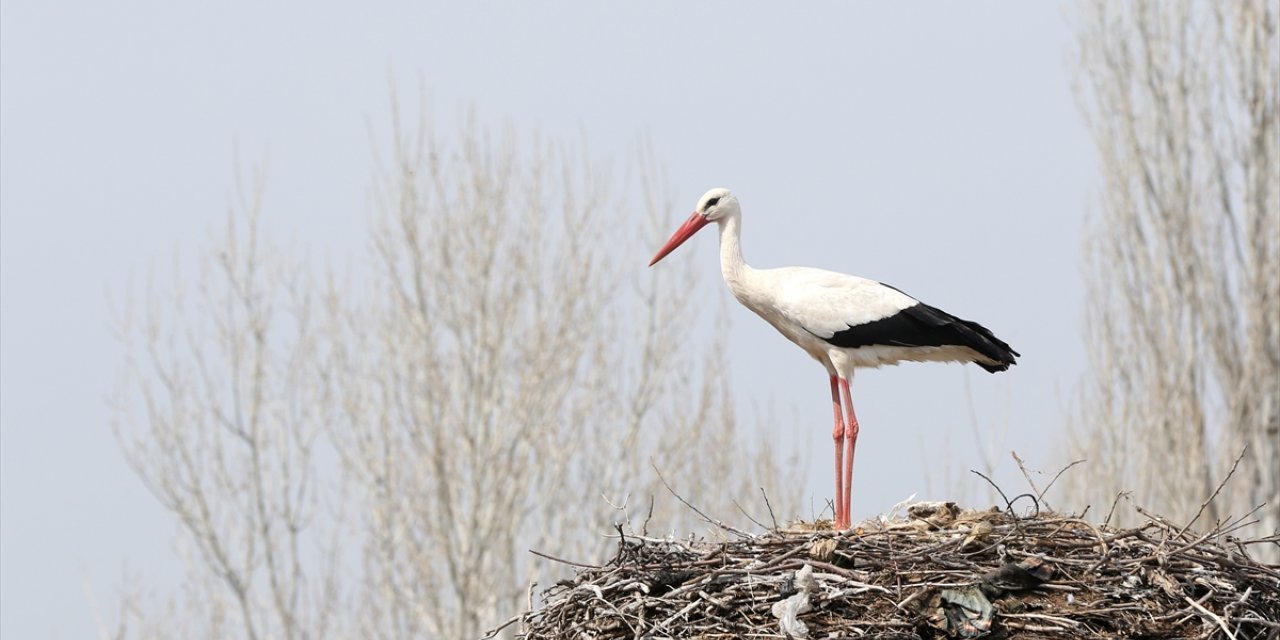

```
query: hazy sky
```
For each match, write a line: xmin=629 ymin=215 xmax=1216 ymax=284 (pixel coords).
xmin=1 ymin=2 xmax=1094 ymax=637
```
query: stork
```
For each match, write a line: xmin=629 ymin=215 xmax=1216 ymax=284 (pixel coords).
xmin=648 ymin=188 xmax=1019 ymax=530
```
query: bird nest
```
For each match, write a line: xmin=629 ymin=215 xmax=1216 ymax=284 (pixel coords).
xmin=506 ymin=502 xmax=1280 ymax=639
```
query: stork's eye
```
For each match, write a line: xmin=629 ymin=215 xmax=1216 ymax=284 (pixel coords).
xmin=705 ymin=197 xmax=721 ymax=209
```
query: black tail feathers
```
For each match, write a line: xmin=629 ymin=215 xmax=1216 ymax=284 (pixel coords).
xmin=951 ymin=315 xmax=1019 ymax=373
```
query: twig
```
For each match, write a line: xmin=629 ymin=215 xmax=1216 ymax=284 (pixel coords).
xmin=1103 ymin=491 xmax=1130 ymax=528
xmin=1007 ymin=492 xmax=1042 ymax=518
xmin=733 ymin=498 xmax=769 ymax=531
xmin=1038 ymin=459 xmax=1086 ymax=510
xmin=1184 ymin=596 xmax=1238 ymax=640
xmin=1002 ymin=612 xmax=1082 ymax=627
xmin=614 ymin=522 xmax=629 ymax=565
xmin=652 ymin=463 xmax=751 ymax=538
xmin=650 ymin=599 xmax=700 ymax=634
xmin=1176 ymin=446 xmax=1247 ymax=541
xmin=528 ymin=549 xmax=601 ymax=569
xmin=642 ymin=494 xmax=655 ymax=536
xmin=1011 ymin=451 xmax=1074 ymax=510
xmin=479 ymin=613 xmax=521 ymax=639
xmin=970 ymin=470 xmax=1012 ymax=510
xmin=760 ymin=487 xmax=780 ymax=531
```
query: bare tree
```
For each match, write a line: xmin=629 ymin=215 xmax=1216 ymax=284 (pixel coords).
xmin=1064 ymin=0 xmax=1278 ymax=552
xmin=108 ymin=102 xmax=802 ymax=639
xmin=109 ymin=163 xmax=344 ymax=639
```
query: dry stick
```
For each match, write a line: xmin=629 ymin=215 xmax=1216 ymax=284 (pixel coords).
xmin=528 ymin=549 xmax=602 ymax=569
xmin=1054 ymin=518 xmax=1110 ymax=555
xmin=1002 ymin=612 xmax=1082 ymax=628
xmin=526 ymin=580 xmax=536 ymax=630
xmin=1175 ymin=446 xmax=1247 ymax=541
xmin=642 ymin=494 xmax=655 ymax=537
xmin=650 ymin=599 xmax=701 ymax=634
xmin=760 ymin=487 xmax=780 ymax=531
xmin=1236 ymin=617 xmax=1280 ymax=630
xmin=613 ymin=522 xmax=630 ymax=568
xmin=1011 ymin=451 xmax=1081 ymax=512
xmin=479 ymin=613 xmax=522 ymax=639
xmin=592 ymin=592 xmax=640 ymax=637
xmin=1184 ymin=596 xmax=1239 ymax=640
xmin=1103 ymin=491 xmax=1130 ymax=528
xmin=652 ymin=463 xmax=752 ymax=539
xmin=1011 ymin=451 xmax=1044 ymax=499
xmin=1237 ymin=533 xmax=1280 ymax=546
xmin=1219 ymin=503 xmax=1268 ymax=536
xmin=1038 ymin=459 xmax=1087 ymax=509
xmin=971 ymin=469 xmax=1014 ymax=511
xmin=1223 ymin=586 xmax=1253 ymax=632
xmin=733 ymin=498 xmax=769 ymax=531
xmin=971 ymin=469 xmax=1039 ymax=518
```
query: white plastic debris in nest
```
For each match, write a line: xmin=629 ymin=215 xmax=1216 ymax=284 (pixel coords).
xmin=771 ymin=563 xmax=817 ymax=638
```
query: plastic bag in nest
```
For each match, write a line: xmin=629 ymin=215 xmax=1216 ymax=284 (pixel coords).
xmin=928 ymin=586 xmax=994 ymax=638
xmin=771 ymin=564 xmax=816 ymax=638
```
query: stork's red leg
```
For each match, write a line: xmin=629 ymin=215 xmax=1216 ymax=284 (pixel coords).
xmin=839 ymin=378 xmax=860 ymax=530
xmin=830 ymin=375 xmax=847 ymax=529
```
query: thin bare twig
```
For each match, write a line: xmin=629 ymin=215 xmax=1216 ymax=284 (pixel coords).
xmin=1184 ymin=596 xmax=1239 ymax=640
xmin=528 ymin=549 xmax=602 ymax=569
xmin=1176 ymin=446 xmax=1247 ymax=541
xmin=652 ymin=463 xmax=751 ymax=539
xmin=760 ymin=487 xmax=779 ymax=531
xmin=732 ymin=499 xmax=768 ymax=531
xmin=1103 ymin=491 xmax=1130 ymax=529
xmin=1038 ymin=459 xmax=1087 ymax=509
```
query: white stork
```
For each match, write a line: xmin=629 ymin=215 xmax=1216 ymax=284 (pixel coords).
xmin=649 ymin=188 xmax=1019 ymax=530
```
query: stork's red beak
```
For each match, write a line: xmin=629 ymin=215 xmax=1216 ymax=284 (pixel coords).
xmin=649 ymin=211 xmax=711 ymax=266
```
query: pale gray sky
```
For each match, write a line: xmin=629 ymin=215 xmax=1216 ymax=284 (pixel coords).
xmin=0 ymin=2 xmax=1093 ymax=637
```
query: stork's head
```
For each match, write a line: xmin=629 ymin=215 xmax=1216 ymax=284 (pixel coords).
xmin=648 ymin=188 xmax=738 ymax=266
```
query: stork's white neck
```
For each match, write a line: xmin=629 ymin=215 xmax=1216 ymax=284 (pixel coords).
xmin=717 ymin=213 xmax=753 ymax=294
